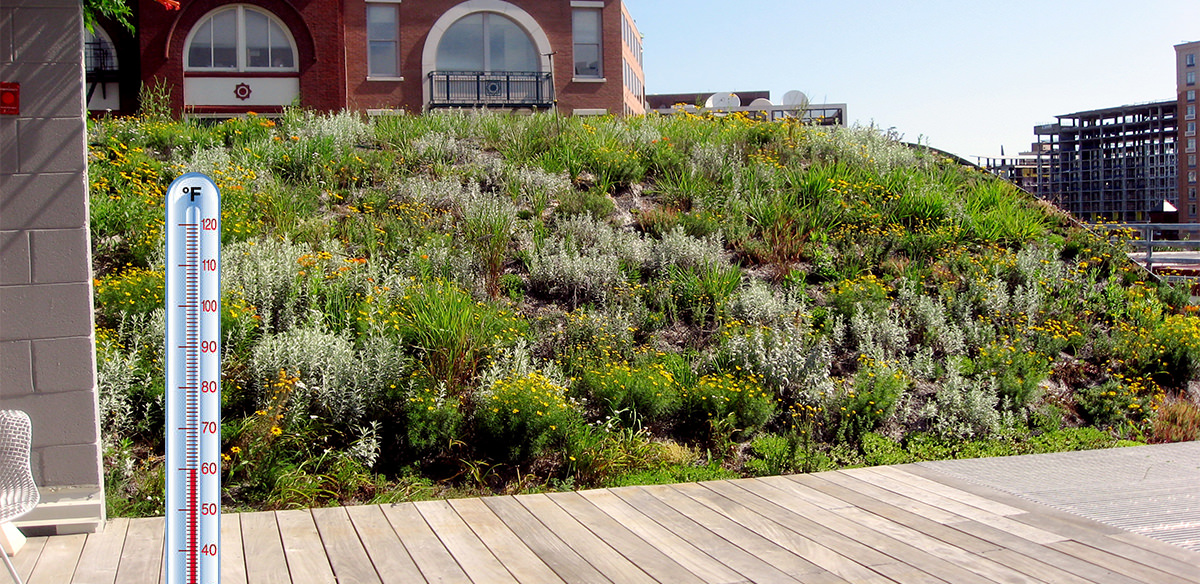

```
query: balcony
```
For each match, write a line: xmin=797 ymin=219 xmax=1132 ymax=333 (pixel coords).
xmin=427 ymin=71 xmax=554 ymax=109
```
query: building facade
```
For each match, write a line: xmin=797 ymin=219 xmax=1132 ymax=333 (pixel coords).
xmin=90 ymin=0 xmax=645 ymax=117
xmin=2 ymin=0 xmax=106 ymax=534
xmin=1177 ymin=41 xmax=1199 ymax=222
xmin=1034 ymin=101 xmax=1178 ymax=222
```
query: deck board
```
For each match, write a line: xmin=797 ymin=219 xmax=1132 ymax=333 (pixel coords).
xmin=219 ymin=512 xmax=247 ymax=584
xmin=22 ymin=442 xmax=1200 ymax=584
xmin=310 ymin=506 xmax=383 ymax=584
xmin=380 ymin=501 xmax=473 ymax=584
xmin=113 ymin=517 xmax=163 ymax=584
xmin=71 ymin=517 xmax=128 ymax=584
xmin=343 ymin=504 xmax=426 ymax=584
xmin=27 ymin=533 xmax=84 ymax=584
xmin=239 ymin=511 xmax=288 ymax=584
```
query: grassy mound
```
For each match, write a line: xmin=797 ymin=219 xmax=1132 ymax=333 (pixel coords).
xmin=89 ymin=109 xmax=1199 ymax=514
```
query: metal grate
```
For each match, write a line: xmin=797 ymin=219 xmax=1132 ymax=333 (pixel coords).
xmin=918 ymin=442 xmax=1200 ymax=552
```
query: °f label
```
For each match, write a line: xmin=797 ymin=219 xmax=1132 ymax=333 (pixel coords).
xmin=164 ymin=172 xmax=221 ymax=584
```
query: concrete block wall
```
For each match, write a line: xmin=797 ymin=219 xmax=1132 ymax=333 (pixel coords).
xmin=0 ymin=0 xmax=105 ymax=533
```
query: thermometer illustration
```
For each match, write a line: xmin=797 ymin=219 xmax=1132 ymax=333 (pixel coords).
xmin=164 ymin=173 xmax=221 ymax=584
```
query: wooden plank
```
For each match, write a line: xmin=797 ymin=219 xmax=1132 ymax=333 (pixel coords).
xmin=576 ymin=488 xmax=748 ymax=584
xmin=1049 ymin=540 xmax=1198 ymax=584
xmin=1009 ymin=508 xmax=1128 ymax=539
xmin=760 ymin=475 xmax=854 ymax=510
xmin=610 ymin=485 xmax=803 ymax=584
xmin=834 ymin=469 xmax=1066 ymax=545
xmin=114 ymin=516 xmax=163 ymax=584
xmin=1068 ymin=534 xmax=1200 ymax=582
xmin=867 ymin=466 xmax=1028 ymax=516
xmin=832 ymin=506 xmax=1034 ymax=584
xmin=220 ymin=513 xmax=248 ymax=584
xmin=980 ymin=548 xmax=1115 ymax=584
xmin=544 ymin=491 xmax=705 ymax=584
xmin=27 ymin=533 xmax=85 ymax=584
xmin=482 ymin=495 xmax=612 ymax=584
xmin=447 ymin=498 xmax=565 ymax=584
xmin=311 ymin=506 xmax=383 ymax=584
xmin=414 ymin=500 xmax=517 ymax=584
xmin=706 ymin=480 xmax=896 ymax=568
xmin=684 ymin=482 xmax=889 ymax=583
xmin=276 ymin=510 xmax=336 ymax=584
xmin=801 ymin=474 xmax=1003 ymax=555
xmin=946 ymin=518 xmax=1144 ymax=584
xmin=13 ymin=536 xmax=46 ymax=583
xmin=822 ymin=470 xmax=962 ymax=523
xmin=240 ymin=511 xmax=289 ymax=584
xmin=898 ymin=465 xmax=1050 ymax=513
xmin=865 ymin=562 xmax=953 ymax=584
xmin=379 ymin=502 xmax=472 ymax=584
xmin=1109 ymin=531 xmax=1200 ymax=566
xmin=742 ymin=477 xmax=1002 ymax=584
xmin=344 ymin=505 xmax=426 ymax=584
xmin=72 ymin=517 xmax=129 ymax=584
xmin=515 ymin=494 xmax=658 ymax=584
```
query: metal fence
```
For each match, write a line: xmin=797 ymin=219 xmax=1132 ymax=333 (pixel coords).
xmin=427 ymin=71 xmax=554 ymax=109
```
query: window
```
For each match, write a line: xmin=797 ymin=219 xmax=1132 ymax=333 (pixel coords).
xmin=1190 ymin=139 xmax=1196 ymax=152
xmin=1191 ymin=154 xmax=1197 ymax=168
xmin=1190 ymin=104 xmax=1197 ymax=120
xmin=436 ymin=12 xmax=537 ymax=72
xmin=1190 ymin=187 xmax=1196 ymax=201
xmin=1190 ymin=122 xmax=1197 ymax=136
xmin=1191 ymin=203 xmax=1197 ymax=216
xmin=1190 ymin=90 xmax=1196 ymax=102
xmin=1189 ymin=53 xmax=1196 ymax=67
xmin=1189 ymin=71 xmax=1196 ymax=86
xmin=1191 ymin=171 xmax=1197 ymax=184
xmin=367 ymin=2 xmax=400 ymax=78
xmin=573 ymin=8 xmax=602 ymax=78
xmin=84 ymin=26 xmax=118 ymax=74
xmin=186 ymin=5 xmax=296 ymax=71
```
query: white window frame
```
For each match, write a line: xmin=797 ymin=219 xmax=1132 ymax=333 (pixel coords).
xmin=572 ymin=6 xmax=603 ymax=81
xmin=366 ymin=0 xmax=402 ymax=81
xmin=184 ymin=5 xmax=299 ymax=73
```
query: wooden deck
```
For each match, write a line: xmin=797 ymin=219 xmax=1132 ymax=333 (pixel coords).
xmin=13 ymin=461 xmax=1200 ymax=583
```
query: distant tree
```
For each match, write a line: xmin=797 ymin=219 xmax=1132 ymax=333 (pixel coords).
xmin=83 ymin=0 xmax=179 ymax=33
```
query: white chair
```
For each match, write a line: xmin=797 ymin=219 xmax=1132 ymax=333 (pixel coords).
xmin=0 ymin=411 xmax=38 ymax=584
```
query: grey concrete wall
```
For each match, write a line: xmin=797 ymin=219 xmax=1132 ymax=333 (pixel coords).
xmin=0 ymin=0 xmax=105 ymax=532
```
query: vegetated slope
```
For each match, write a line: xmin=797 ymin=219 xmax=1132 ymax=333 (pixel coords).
xmin=89 ymin=109 xmax=1200 ymax=515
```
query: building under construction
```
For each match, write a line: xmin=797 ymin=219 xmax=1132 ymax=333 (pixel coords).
xmin=1035 ymin=100 xmax=1178 ymax=221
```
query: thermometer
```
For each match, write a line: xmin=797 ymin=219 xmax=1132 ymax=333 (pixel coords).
xmin=164 ymin=173 xmax=221 ymax=584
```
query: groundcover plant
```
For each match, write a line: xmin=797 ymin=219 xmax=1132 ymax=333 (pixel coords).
xmin=89 ymin=106 xmax=1200 ymax=515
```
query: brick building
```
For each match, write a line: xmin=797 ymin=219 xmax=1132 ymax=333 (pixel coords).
xmin=91 ymin=0 xmax=645 ymax=117
xmin=1177 ymin=40 xmax=1199 ymax=221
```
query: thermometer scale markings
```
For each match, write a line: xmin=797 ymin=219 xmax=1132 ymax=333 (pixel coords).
xmin=165 ymin=174 xmax=221 ymax=584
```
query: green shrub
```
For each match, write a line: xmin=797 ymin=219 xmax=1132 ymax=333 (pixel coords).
xmin=556 ymin=188 xmax=615 ymax=219
xmin=395 ymin=279 xmax=525 ymax=395
xmin=577 ymin=361 xmax=680 ymax=424
xmin=973 ymin=341 xmax=1051 ymax=410
xmin=403 ymin=383 xmax=464 ymax=460
xmin=474 ymin=372 xmax=578 ymax=463
xmin=828 ymin=356 xmax=908 ymax=445
xmin=678 ymin=373 xmax=775 ymax=442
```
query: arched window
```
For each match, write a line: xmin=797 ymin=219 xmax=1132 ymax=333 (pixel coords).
xmin=84 ymin=26 xmax=119 ymax=74
xmin=185 ymin=5 xmax=297 ymax=72
xmin=435 ymin=12 xmax=538 ymax=72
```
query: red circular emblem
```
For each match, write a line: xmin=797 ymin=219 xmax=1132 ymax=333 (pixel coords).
xmin=233 ymin=83 xmax=252 ymax=101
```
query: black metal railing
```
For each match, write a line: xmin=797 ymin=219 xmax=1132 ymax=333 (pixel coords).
xmin=85 ymin=41 xmax=119 ymax=81
xmin=428 ymin=71 xmax=554 ymax=109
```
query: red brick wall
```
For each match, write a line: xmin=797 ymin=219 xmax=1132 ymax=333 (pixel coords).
xmin=137 ymin=0 xmax=344 ymax=116
xmin=137 ymin=0 xmax=632 ymax=115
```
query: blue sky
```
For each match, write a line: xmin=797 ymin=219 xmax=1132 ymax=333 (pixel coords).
xmin=624 ymin=1 xmax=1200 ymax=160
